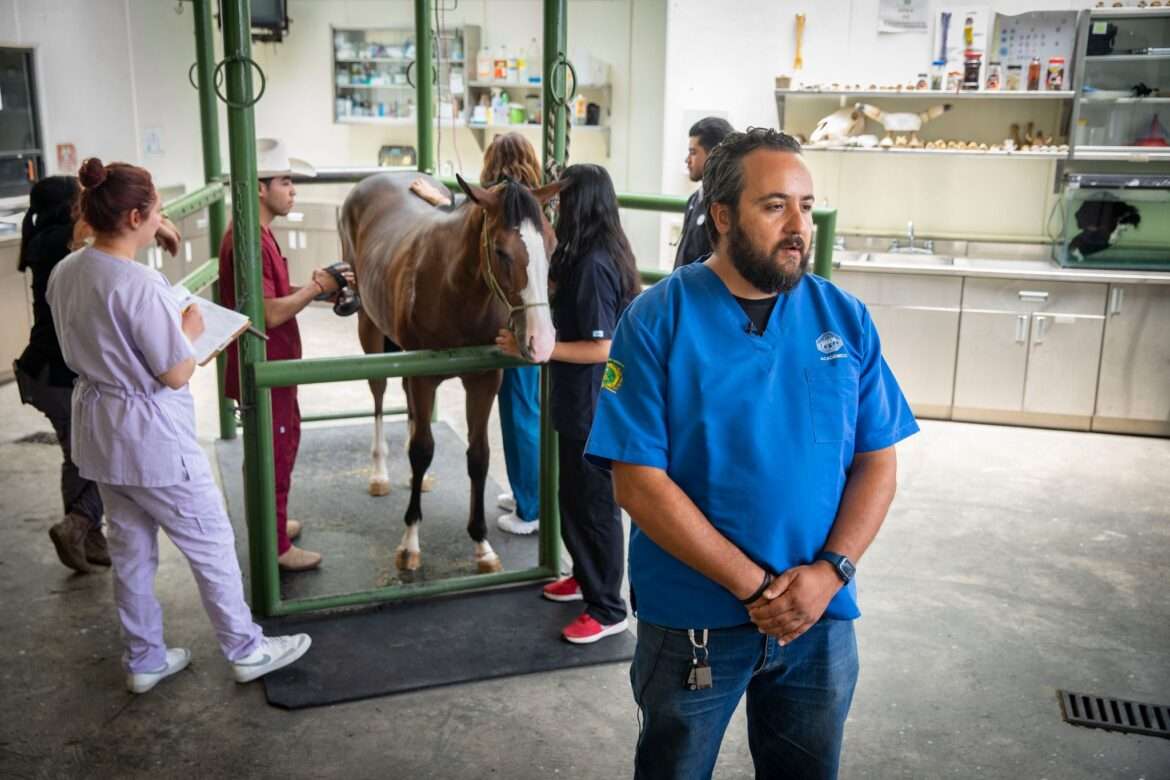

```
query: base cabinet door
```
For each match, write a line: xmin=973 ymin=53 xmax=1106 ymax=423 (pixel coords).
xmin=1023 ymin=313 xmax=1104 ymax=417
xmin=1094 ymin=284 xmax=1170 ymax=435
xmin=953 ymin=310 xmax=1029 ymax=412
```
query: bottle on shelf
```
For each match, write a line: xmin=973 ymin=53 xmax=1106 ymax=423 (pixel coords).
xmin=527 ymin=38 xmax=541 ymax=84
xmin=1026 ymin=56 xmax=1042 ymax=91
xmin=494 ymin=45 xmax=508 ymax=81
xmin=477 ymin=46 xmax=492 ymax=81
xmin=573 ymin=93 xmax=587 ymax=125
xmin=507 ymin=50 xmax=519 ymax=83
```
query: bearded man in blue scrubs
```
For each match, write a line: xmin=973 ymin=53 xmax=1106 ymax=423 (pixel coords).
xmin=586 ymin=127 xmax=919 ymax=780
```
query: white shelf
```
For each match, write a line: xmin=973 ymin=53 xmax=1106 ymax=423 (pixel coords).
xmin=337 ymin=57 xmax=465 ymax=64
xmin=1080 ymin=96 xmax=1170 ymax=104
xmin=1091 ymin=7 xmax=1170 ymax=19
xmin=336 ymin=83 xmax=415 ymax=91
xmin=1084 ymin=54 xmax=1170 ymax=63
xmin=466 ymin=123 xmax=608 ymax=133
xmin=803 ymin=145 xmax=1067 ymax=159
xmin=336 ymin=116 xmax=418 ymax=126
xmin=776 ymin=88 xmax=1075 ymax=100
xmin=467 ymin=80 xmax=545 ymax=89
xmin=1072 ymin=146 xmax=1170 ymax=161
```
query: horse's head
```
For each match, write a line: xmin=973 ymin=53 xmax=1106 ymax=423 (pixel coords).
xmin=457 ymin=174 xmax=566 ymax=363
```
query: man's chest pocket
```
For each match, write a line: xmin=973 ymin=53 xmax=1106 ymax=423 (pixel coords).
xmin=804 ymin=362 xmax=859 ymax=444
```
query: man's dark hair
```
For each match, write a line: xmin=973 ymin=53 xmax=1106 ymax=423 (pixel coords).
xmin=702 ymin=127 xmax=802 ymax=246
xmin=688 ymin=116 xmax=734 ymax=152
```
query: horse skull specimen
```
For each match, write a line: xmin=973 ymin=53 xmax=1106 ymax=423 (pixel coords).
xmin=809 ymin=106 xmax=865 ymax=145
xmin=856 ymin=102 xmax=952 ymax=147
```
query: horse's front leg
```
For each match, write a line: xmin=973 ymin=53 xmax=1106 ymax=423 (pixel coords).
xmin=462 ymin=370 xmax=504 ymax=574
xmin=396 ymin=375 xmax=439 ymax=571
xmin=358 ymin=313 xmax=392 ymax=496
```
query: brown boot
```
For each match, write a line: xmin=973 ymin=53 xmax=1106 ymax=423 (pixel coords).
xmin=277 ymin=545 xmax=322 ymax=572
xmin=49 ymin=513 xmax=93 ymax=574
xmin=85 ymin=526 xmax=111 ymax=567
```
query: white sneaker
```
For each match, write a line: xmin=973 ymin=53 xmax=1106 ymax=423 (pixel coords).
xmin=496 ymin=512 xmax=539 ymax=535
xmin=231 ymin=634 xmax=312 ymax=684
xmin=126 ymin=647 xmax=191 ymax=694
xmin=497 ymin=493 xmax=517 ymax=512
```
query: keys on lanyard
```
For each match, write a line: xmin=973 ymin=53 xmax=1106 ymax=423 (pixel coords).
xmin=686 ymin=629 xmax=713 ymax=690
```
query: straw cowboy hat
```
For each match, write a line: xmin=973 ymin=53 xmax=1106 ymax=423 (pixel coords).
xmin=256 ymin=137 xmax=316 ymax=178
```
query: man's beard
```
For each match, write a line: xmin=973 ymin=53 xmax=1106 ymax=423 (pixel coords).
xmin=726 ymin=214 xmax=809 ymax=295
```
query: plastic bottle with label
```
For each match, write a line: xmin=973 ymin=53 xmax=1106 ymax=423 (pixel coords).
xmin=477 ymin=46 xmax=492 ymax=81
xmin=494 ymin=45 xmax=508 ymax=81
xmin=527 ymin=38 xmax=541 ymax=84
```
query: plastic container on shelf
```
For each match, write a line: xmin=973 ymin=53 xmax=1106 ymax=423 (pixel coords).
xmin=527 ymin=38 xmax=541 ymax=84
xmin=962 ymin=50 xmax=982 ymax=91
xmin=1046 ymin=57 xmax=1065 ymax=92
xmin=477 ymin=47 xmax=492 ymax=81
xmin=494 ymin=46 xmax=508 ymax=81
xmin=1005 ymin=64 xmax=1022 ymax=91
xmin=1026 ymin=57 xmax=1042 ymax=91
xmin=930 ymin=59 xmax=945 ymax=91
xmin=985 ymin=61 xmax=1002 ymax=91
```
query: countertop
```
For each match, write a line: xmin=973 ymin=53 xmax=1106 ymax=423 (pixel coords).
xmin=834 ymin=253 xmax=1170 ymax=285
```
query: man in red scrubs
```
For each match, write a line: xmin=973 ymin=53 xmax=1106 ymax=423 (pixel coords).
xmin=218 ymin=138 xmax=351 ymax=571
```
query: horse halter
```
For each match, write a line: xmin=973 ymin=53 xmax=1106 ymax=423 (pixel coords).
xmin=478 ymin=212 xmax=549 ymax=332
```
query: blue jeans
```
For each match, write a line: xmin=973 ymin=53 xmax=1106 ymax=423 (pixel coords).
xmin=630 ymin=618 xmax=858 ymax=780
xmin=498 ymin=365 xmax=541 ymax=522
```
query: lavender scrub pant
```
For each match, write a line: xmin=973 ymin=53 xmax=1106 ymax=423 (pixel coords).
xmin=98 ymin=475 xmax=262 ymax=674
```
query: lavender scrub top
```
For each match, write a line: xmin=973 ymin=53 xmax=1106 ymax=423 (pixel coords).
xmin=46 ymin=247 xmax=210 ymax=487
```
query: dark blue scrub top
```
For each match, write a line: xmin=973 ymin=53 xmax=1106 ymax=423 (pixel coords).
xmin=585 ymin=262 xmax=919 ymax=629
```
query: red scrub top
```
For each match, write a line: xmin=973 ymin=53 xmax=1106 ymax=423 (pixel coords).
xmin=217 ymin=224 xmax=302 ymax=401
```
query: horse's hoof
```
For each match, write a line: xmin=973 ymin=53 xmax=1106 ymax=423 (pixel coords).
xmin=369 ymin=478 xmax=391 ymax=497
xmin=476 ymin=554 xmax=503 ymax=574
xmin=395 ymin=547 xmax=421 ymax=571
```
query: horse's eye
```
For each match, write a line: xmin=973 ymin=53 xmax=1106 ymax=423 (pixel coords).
xmin=495 ymin=248 xmax=511 ymax=265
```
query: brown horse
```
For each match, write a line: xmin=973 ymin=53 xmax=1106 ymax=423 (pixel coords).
xmin=340 ymin=172 xmax=562 ymax=574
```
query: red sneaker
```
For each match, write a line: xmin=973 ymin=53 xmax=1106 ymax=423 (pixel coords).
xmin=561 ymin=613 xmax=630 ymax=644
xmin=542 ymin=576 xmax=583 ymax=602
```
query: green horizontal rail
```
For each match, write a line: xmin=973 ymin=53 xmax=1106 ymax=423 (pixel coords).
xmin=253 ymin=345 xmax=531 ymax=390
xmin=162 ymin=181 xmax=226 ymax=222
xmin=639 ymin=267 xmax=668 ymax=285
xmin=300 ymin=407 xmax=409 ymax=423
xmin=271 ymin=565 xmax=558 ymax=616
xmin=617 ymin=192 xmax=688 ymax=213
xmin=178 ymin=258 xmax=219 ymax=294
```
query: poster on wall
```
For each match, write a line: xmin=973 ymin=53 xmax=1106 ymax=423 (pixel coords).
xmin=879 ymin=0 xmax=928 ymax=34
xmin=991 ymin=11 xmax=1077 ymax=90
xmin=934 ymin=7 xmax=991 ymax=85
xmin=56 ymin=144 xmax=77 ymax=174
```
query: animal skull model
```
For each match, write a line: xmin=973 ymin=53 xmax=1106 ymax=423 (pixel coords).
xmin=809 ymin=106 xmax=865 ymax=145
xmin=855 ymin=103 xmax=952 ymax=148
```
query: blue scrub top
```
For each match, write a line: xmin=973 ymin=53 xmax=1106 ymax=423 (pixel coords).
xmin=585 ymin=262 xmax=919 ymax=629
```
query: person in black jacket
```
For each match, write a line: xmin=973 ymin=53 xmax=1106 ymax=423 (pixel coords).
xmin=673 ymin=116 xmax=734 ymax=270
xmin=13 ymin=175 xmax=179 ymax=574
xmin=497 ymin=163 xmax=640 ymax=644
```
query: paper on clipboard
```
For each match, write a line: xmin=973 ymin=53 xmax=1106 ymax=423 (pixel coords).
xmin=170 ymin=283 xmax=254 ymax=366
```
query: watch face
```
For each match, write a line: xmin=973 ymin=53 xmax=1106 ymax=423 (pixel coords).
xmin=840 ymin=558 xmax=857 ymax=581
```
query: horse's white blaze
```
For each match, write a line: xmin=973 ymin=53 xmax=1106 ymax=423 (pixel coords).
xmin=400 ymin=523 xmax=420 ymax=553
xmin=474 ymin=540 xmax=498 ymax=562
xmin=370 ymin=416 xmax=389 ymax=487
xmin=518 ymin=220 xmax=555 ymax=363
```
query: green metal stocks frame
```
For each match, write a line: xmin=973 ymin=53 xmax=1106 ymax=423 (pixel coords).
xmin=184 ymin=0 xmax=837 ymax=618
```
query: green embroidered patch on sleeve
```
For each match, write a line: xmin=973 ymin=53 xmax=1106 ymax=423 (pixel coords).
xmin=602 ymin=359 xmax=624 ymax=392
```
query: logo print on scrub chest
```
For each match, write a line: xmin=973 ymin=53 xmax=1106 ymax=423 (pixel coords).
xmin=816 ymin=331 xmax=844 ymax=354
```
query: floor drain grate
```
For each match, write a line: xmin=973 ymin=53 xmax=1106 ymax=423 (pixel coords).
xmin=1058 ymin=690 xmax=1170 ymax=740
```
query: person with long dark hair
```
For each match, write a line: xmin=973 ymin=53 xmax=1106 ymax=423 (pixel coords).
xmin=497 ymin=163 xmax=639 ymax=643
xmin=13 ymin=176 xmax=180 ymax=574
xmin=46 ymin=158 xmax=311 ymax=693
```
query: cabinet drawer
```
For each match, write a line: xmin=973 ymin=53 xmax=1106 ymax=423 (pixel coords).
xmin=834 ymin=270 xmax=962 ymax=308
xmin=962 ymin=278 xmax=1106 ymax=315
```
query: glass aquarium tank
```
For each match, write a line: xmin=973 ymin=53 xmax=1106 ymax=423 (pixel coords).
xmin=1057 ymin=173 xmax=1170 ymax=271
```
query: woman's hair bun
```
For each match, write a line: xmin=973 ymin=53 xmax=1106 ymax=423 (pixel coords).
xmin=78 ymin=158 xmax=108 ymax=189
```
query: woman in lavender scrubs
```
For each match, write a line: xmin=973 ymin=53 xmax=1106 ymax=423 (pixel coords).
xmin=46 ymin=158 xmax=312 ymax=694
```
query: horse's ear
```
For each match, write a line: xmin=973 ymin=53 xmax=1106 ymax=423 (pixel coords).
xmin=531 ymin=178 xmax=568 ymax=206
xmin=456 ymin=173 xmax=497 ymax=208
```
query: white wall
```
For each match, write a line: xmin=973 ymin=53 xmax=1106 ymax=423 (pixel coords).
xmin=659 ymin=0 xmax=1090 ymax=245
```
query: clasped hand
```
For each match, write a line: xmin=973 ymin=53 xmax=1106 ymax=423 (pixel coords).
xmin=745 ymin=562 xmax=841 ymax=646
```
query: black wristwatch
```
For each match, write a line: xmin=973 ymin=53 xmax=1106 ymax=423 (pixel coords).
xmin=815 ymin=551 xmax=856 ymax=585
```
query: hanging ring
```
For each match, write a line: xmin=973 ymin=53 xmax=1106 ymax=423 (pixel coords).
xmin=188 ymin=61 xmax=226 ymax=92
xmin=212 ymin=56 xmax=267 ymax=109
xmin=549 ymin=57 xmax=577 ymax=106
xmin=405 ymin=59 xmax=439 ymax=89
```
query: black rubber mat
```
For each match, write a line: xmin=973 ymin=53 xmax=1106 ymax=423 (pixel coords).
xmin=215 ymin=420 xmax=540 ymax=602
xmin=258 ymin=583 xmax=635 ymax=709
xmin=1058 ymin=690 xmax=1170 ymax=739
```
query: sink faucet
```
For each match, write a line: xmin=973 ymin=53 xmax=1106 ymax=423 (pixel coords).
xmin=889 ymin=221 xmax=935 ymax=254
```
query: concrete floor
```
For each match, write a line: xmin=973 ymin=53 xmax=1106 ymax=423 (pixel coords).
xmin=2 ymin=304 xmax=1168 ymax=779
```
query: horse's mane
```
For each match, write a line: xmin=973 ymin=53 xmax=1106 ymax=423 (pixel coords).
xmin=497 ymin=180 xmax=544 ymax=230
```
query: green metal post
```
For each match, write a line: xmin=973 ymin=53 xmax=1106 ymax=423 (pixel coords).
xmin=812 ymin=207 xmax=836 ymax=281
xmin=538 ymin=0 xmax=569 ymax=576
xmin=414 ymin=0 xmax=434 ymax=174
xmin=222 ymin=0 xmax=279 ymax=617
xmin=193 ymin=0 xmax=234 ymax=440
xmin=542 ymin=0 xmax=568 ymax=176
